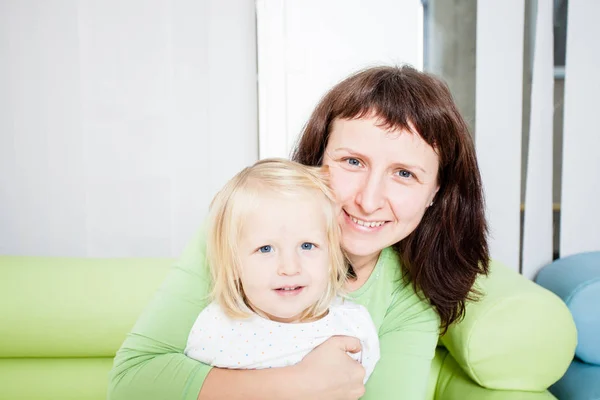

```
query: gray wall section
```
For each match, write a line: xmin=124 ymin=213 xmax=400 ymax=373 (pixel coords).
xmin=553 ymin=79 xmax=564 ymax=255
xmin=424 ymin=0 xmax=477 ymax=134
xmin=522 ymin=0 xmax=534 ymax=205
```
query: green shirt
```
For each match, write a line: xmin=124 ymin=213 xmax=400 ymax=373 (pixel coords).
xmin=108 ymin=228 xmax=440 ymax=400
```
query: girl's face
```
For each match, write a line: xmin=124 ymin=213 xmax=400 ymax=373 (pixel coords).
xmin=237 ymin=191 xmax=331 ymax=323
xmin=323 ymin=116 xmax=440 ymax=269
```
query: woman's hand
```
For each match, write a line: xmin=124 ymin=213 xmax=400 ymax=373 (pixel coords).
xmin=198 ymin=336 xmax=365 ymax=400
xmin=293 ymin=336 xmax=366 ymax=400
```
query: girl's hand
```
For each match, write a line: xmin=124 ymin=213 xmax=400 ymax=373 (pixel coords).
xmin=294 ymin=336 xmax=366 ymax=400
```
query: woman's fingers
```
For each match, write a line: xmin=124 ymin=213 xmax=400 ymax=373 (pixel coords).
xmin=330 ymin=335 xmax=362 ymax=354
xmin=296 ymin=336 xmax=366 ymax=400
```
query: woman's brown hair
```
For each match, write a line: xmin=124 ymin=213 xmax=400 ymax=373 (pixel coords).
xmin=291 ymin=65 xmax=490 ymax=333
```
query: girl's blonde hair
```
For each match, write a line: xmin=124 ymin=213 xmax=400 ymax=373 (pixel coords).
xmin=206 ymin=158 xmax=347 ymax=321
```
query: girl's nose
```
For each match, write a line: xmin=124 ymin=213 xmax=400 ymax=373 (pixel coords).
xmin=277 ymin=253 xmax=301 ymax=276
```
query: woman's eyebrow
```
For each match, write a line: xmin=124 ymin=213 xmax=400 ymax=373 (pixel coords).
xmin=392 ymin=162 xmax=428 ymax=174
xmin=331 ymin=147 xmax=366 ymax=158
xmin=331 ymin=148 xmax=375 ymax=163
xmin=332 ymin=147 xmax=355 ymax=153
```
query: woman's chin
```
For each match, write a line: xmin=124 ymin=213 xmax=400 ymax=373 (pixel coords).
xmin=342 ymin=237 xmax=385 ymax=262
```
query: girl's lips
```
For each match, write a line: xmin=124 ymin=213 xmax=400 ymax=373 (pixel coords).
xmin=274 ymin=286 xmax=305 ymax=296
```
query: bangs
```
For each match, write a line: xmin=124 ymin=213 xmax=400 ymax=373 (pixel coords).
xmin=332 ymin=71 xmax=415 ymax=134
xmin=229 ymin=179 xmax=334 ymax=240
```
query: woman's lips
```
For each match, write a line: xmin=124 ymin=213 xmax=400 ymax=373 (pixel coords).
xmin=343 ymin=209 xmax=388 ymax=231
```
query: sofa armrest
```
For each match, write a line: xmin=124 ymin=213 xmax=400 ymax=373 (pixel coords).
xmin=433 ymin=347 xmax=557 ymax=400
xmin=440 ymin=260 xmax=577 ymax=391
xmin=536 ymin=251 xmax=600 ymax=365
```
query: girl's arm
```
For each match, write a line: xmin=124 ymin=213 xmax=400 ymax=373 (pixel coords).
xmin=108 ymin=228 xmax=365 ymax=400
xmin=362 ymin=283 xmax=440 ymax=400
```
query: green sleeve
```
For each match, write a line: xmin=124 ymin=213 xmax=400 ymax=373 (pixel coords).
xmin=363 ymin=282 xmax=440 ymax=400
xmin=108 ymin=227 xmax=212 ymax=400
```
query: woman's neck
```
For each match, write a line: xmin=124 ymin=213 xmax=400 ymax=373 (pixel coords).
xmin=345 ymin=252 xmax=381 ymax=292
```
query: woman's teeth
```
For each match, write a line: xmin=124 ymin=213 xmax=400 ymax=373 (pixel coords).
xmin=350 ymin=215 xmax=385 ymax=227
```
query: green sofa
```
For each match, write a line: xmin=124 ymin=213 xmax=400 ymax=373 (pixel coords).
xmin=1 ymin=256 xmax=576 ymax=399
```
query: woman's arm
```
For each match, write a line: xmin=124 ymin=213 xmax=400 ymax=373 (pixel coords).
xmin=108 ymin=227 xmax=366 ymax=400
xmin=200 ymin=335 xmax=366 ymax=400
xmin=362 ymin=283 xmax=440 ymax=400
xmin=108 ymin=227 xmax=213 ymax=400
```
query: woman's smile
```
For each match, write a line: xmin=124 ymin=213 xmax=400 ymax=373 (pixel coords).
xmin=343 ymin=209 xmax=389 ymax=231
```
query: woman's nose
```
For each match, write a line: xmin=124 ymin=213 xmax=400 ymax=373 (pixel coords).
xmin=355 ymin=173 xmax=385 ymax=214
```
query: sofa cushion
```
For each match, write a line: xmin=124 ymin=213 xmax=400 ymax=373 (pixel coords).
xmin=433 ymin=347 xmax=557 ymax=400
xmin=536 ymin=251 xmax=600 ymax=365
xmin=549 ymin=358 xmax=600 ymax=400
xmin=441 ymin=260 xmax=577 ymax=391
xmin=0 ymin=358 xmax=113 ymax=400
xmin=0 ymin=257 xmax=171 ymax=357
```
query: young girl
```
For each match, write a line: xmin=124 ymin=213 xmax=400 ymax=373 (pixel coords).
xmin=184 ymin=158 xmax=379 ymax=381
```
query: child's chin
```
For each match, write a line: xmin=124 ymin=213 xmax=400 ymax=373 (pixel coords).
xmin=268 ymin=311 xmax=304 ymax=323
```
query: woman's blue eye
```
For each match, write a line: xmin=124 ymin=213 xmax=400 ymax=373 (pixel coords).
xmin=347 ymin=158 xmax=361 ymax=167
xmin=301 ymin=242 xmax=315 ymax=250
xmin=258 ymin=245 xmax=272 ymax=253
xmin=398 ymin=170 xmax=413 ymax=178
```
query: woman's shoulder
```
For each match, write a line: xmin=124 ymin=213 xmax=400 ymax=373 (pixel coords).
xmin=378 ymin=246 xmax=402 ymax=271
xmin=348 ymin=247 xmax=437 ymax=330
xmin=378 ymin=248 xmax=436 ymax=307
xmin=367 ymin=246 xmax=407 ymax=292
xmin=380 ymin=247 xmax=440 ymax=333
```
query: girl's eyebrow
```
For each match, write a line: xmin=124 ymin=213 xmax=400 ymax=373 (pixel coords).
xmin=332 ymin=147 xmax=428 ymax=174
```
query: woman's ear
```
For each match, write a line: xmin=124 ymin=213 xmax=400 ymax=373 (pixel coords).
xmin=428 ymin=185 xmax=440 ymax=207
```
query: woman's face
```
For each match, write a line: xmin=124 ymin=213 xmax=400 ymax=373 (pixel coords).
xmin=323 ymin=116 xmax=440 ymax=267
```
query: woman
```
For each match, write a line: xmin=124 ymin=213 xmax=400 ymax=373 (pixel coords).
xmin=108 ymin=65 xmax=489 ymax=400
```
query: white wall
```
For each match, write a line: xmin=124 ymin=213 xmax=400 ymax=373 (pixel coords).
xmin=560 ymin=0 xmax=600 ymax=257
xmin=257 ymin=0 xmax=423 ymax=159
xmin=3 ymin=1 xmax=598 ymax=265
xmin=0 ymin=0 xmax=257 ymax=257
xmin=475 ymin=0 xmax=525 ymax=270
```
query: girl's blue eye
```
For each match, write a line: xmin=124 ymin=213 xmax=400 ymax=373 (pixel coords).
xmin=347 ymin=158 xmax=361 ymax=167
xmin=398 ymin=170 xmax=413 ymax=178
xmin=259 ymin=245 xmax=272 ymax=253
xmin=301 ymin=242 xmax=315 ymax=250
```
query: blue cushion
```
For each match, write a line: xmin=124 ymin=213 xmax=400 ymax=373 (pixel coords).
xmin=549 ymin=358 xmax=600 ymax=400
xmin=536 ymin=252 xmax=600 ymax=365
